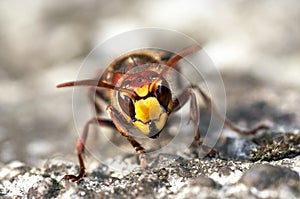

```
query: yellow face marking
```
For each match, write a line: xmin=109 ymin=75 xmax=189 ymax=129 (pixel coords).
xmin=134 ymin=97 xmax=162 ymax=123
xmin=134 ymin=120 xmax=150 ymax=135
xmin=154 ymin=113 xmax=168 ymax=131
xmin=133 ymin=113 xmax=168 ymax=136
xmin=134 ymin=85 xmax=149 ymax=97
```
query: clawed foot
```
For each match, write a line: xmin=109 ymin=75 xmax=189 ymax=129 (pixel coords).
xmin=139 ymin=153 xmax=148 ymax=169
xmin=189 ymin=140 xmax=219 ymax=158
xmin=62 ymin=165 xmax=85 ymax=182
xmin=62 ymin=174 xmax=82 ymax=182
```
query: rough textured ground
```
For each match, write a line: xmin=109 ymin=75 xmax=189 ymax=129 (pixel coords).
xmin=0 ymin=1 xmax=300 ymax=198
xmin=0 ymin=130 xmax=299 ymax=198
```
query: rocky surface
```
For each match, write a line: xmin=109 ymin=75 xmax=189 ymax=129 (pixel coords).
xmin=0 ymin=156 xmax=299 ymax=198
xmin=1 ymin=1 xmax=300 ymax=198
xmin=0 ymin=131 xmax=299 ymax=198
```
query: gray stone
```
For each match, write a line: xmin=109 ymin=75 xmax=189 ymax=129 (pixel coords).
xmin=239 ymin=163 xmax=299 ymax=190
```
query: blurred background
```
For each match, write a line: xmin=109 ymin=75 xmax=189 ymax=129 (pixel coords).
xmin=0 ymin=0 xmax=299 ymax=166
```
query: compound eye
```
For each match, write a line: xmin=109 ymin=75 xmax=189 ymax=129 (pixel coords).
xmin=155 ymin=85 xmax=171 ymax=109
xmin=118 ymin=92 xmax=135 ymax=119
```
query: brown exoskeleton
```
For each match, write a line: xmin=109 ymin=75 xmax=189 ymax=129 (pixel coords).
xmin=57 ymin=45 xmax=268 ymax=182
